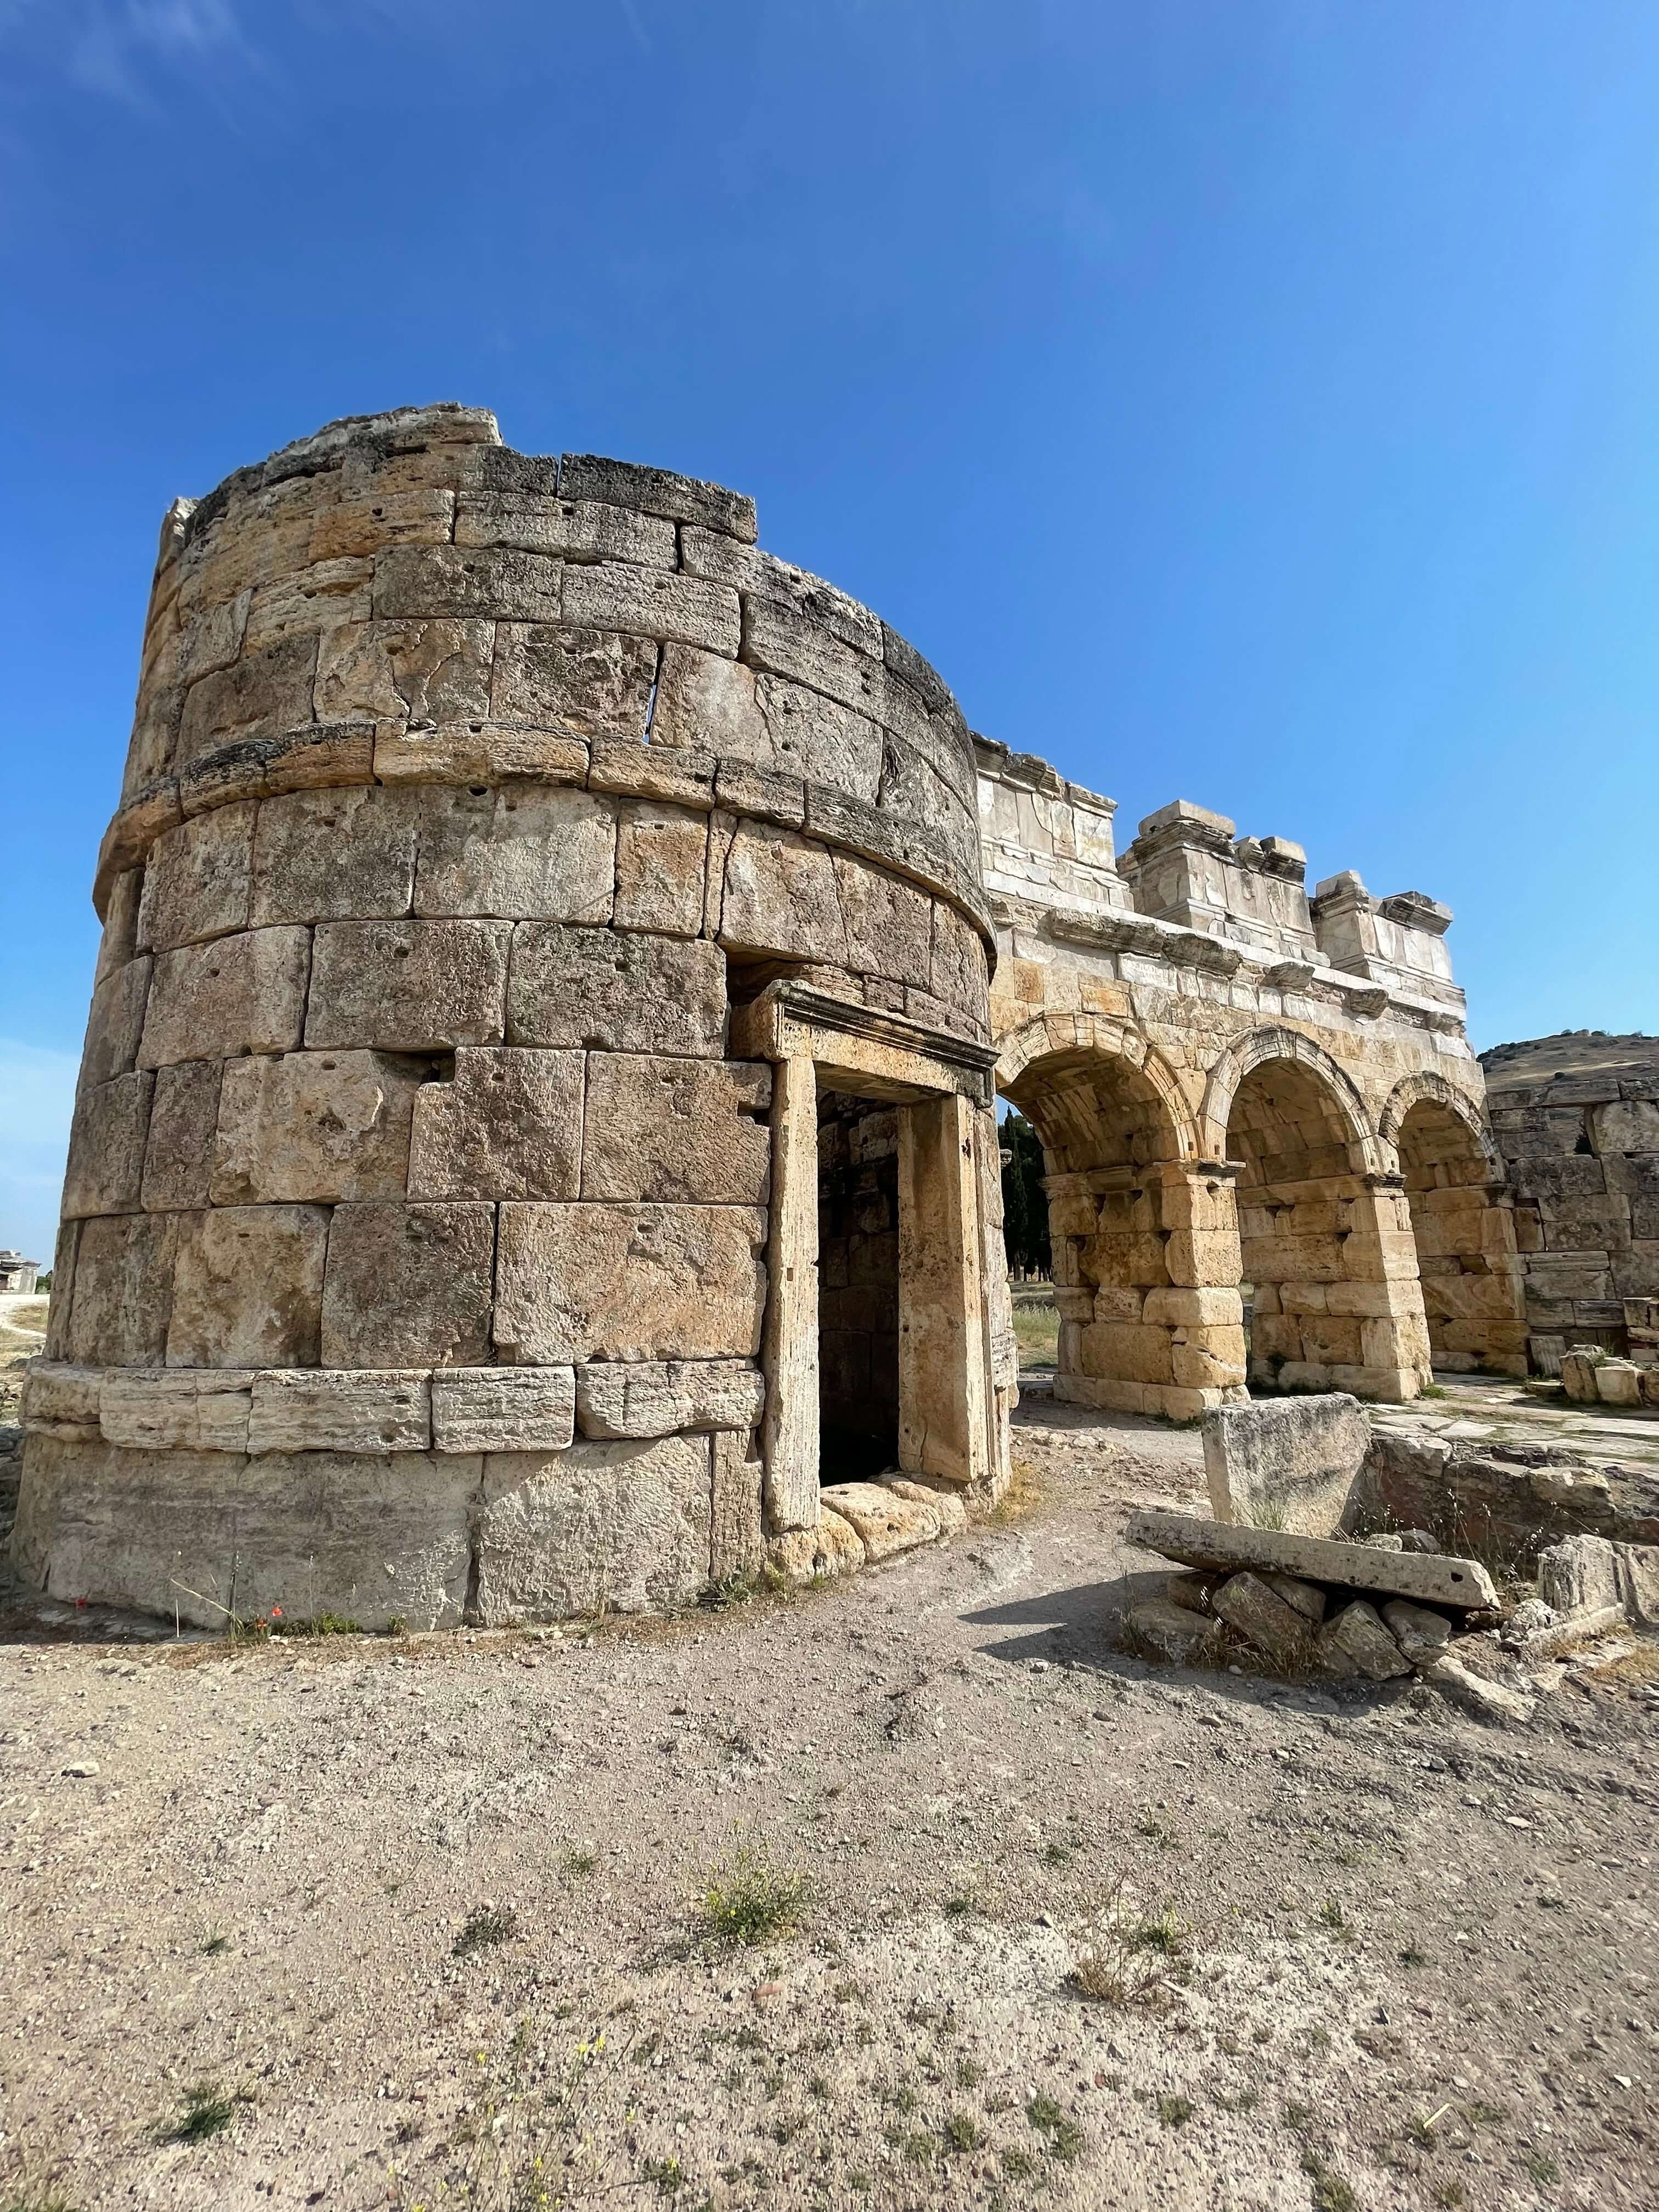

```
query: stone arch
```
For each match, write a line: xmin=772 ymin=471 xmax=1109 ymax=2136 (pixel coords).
xmin=1212 ymin=1029 xmax=1430 ymax=1402
xmin=1381 ymin=1074 xmax=1527 ymax=1379
xmin=993 ymin=1014 xmax=1243 ymax=1419
xmin=1200 ymin=1025 xmax=1379 ymax=1171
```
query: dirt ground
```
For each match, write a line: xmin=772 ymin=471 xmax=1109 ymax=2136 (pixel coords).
xmin=1 ymin=1386 xmax=1657 ymax=2212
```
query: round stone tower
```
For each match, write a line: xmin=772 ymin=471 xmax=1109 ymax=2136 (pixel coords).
xmin=15 ymin=406 xmax=1012 ymax=1629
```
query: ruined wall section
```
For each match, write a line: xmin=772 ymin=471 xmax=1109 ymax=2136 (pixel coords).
xmin=1481 ymin=1034 xmax=1659 ymax=1372
xmin=17 ymin=404 xmax=998 ymax=1629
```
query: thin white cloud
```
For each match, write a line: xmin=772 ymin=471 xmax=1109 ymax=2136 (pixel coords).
xmin=0 ymin=0 xmax=253 ymax=109
xmin=0 ymin=1040 xmax=78 ymax=1265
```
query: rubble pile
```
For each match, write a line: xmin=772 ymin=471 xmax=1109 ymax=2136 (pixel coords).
xmin=1560 ymin=1299 xmax=1659 ymax=1407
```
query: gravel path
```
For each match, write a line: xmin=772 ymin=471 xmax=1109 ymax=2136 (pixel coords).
xmin=0 ymin=1400 xmax=1655 ymax=2211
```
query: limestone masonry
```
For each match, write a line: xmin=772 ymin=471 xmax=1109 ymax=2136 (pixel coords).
xmin=13 ymin=404 xmax=1537 ymax=1627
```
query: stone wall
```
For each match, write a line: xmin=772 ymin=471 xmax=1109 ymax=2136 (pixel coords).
xmin=1481 ymin=1033 xmax=1659 ymax=1372
xmin=16 ymin=405 xmax=1004 ymax=1628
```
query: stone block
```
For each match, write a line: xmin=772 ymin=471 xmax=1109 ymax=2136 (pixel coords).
xmin=562 ymin=563 xmax=740 ymax=657
xmin=1537 ymin=1532 xmax=1621 ymax=1616
xmin=1126 ymin=1506 xmax=1498 ymax=1611
xmin=212 ymin=1049 xmax=424 ymax=1203
xmin=142 ymin=1060 xmax=222 ymax=1211
xmin=320 ymin=1202 xmax=496 ymax=1368
xmin=63 ymin=1072 xmax=153 ymax=1218
xmin=177 ymin=634 xmax=318 ymax=764
xmin=307 ymin=919 xmax=511 ymax=1051
xmin=1263 ymin=1572 xmax=1325 ymax=1623
xmin=831 ymin=856 xmax=933 ymax=988
xmin=414 ymin=785 xmax=616 ymax=922
xmin=1127 ymin=1597 xmax=1226 ymax=1666
xmin=1421 ymin=1653 xmax=1534 ymax=1726
xmin=408 ymin=1048 xmax=583 ymax=1200
xmin=489 ymin=623 xmax=655 ymax=738
xmin=244 ymin=557 xmax=373 ymax=652
xmin=138 ymin=928 xmax=311 ymax=1068
xmin=557 ymin=454 xmax=757 ymax=542
xmin=80 ymin=957 xmax=152 ymax=1090
xmin=475 ymin=1434 xmax=713 ymax=1621
xmin=21 ymin=1364 xmax=105 ymax=1433
xmin=507 ymin=923 xmax=727 ymax=1057
xmin=176 ymin=721 xmax=376 ymax=817
xmin=741 ymin=599 xmax=924 ymax=741
xmin=720 ymin=824 xmax=849 ymax=964
xmin=95 ymin=868 xmax=144 ymax=984
xmin=817 ymin=1480 xmax=940 ymax=1561
xmin=430 ymin=1366 xmax=576 ymax=1453
xmin=681 ymin=527 xmax=883 ymax=653
xmin=574 ymin=1357 xmax=766 ymax=1438
xmin=247 ymin=1369 xmax=432 ymax=1454
xmin=1210 ymin=1571 xmax=1317 ymax=1667
xmin=650 ymin=644 xmax=765 ymax=757
xmin=373 ymin=721 xmax=589 ymax=787
xmin=1201 ymin=1392 xmax=1369 ymax=1536
xmin=494 ymin=1203 xmax=768 ymax=1364
xmin=313 ymin=618 xmax=493 ymax=723
xmin=767 ymin=1510 xmax=865 ymax=1585
xmin=1596 ymin=1361 xmax=1643 ymax=1406
xmin=454 ymin=490 xmax=676 ymax=568
xmin=580 ymin=1055 xmax=771 ymax=1204
xmin=614 ymin=802 xmax=708 ymax=936
xmin=712 ymin=1428 xmax=765 ymax=1579
xmin=64 ymin=1214 xmax=179 ymax=1367
xmin=309 ymin=488 xmax=455 ymax=561
xmin=168 ymin=1205 xmax=328 ymax=1368
xmin=884 ymin=1473 xmax=968 ymax=1533
xmin=373 ymin=544 xmax=562 ymax=622
xmin=136 ymin=803 xmax=255 ymax=950
xmin=232 ymin=1450 xmax=475 ymax=1630
xmin=1590 ymin=1098 xmax=1659 ymax=1154
xmin=251 ymin=786 xmax=419 ymax=924
xmin=1322 ymin=1598 xmax=1409 ymax=1680
xmin=100 ymin=1368 xmax=256 ymax=1452
xmin=1380 ymin=1598 xmax=1453 ymax=1666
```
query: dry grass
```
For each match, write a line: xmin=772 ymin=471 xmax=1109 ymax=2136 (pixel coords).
xmin=1065 ymin=1882 xmax=1182 ymax=2011
xmin=1012 ymin=1302 xmax=1059 ymax=1372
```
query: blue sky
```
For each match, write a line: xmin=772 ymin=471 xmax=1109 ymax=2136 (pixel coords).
xmin=2 ymin=1 xmax=1657 ymax=1261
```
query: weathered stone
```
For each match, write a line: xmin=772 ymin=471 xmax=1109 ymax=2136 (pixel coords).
xmin=313 ymin=618 xmax=493 ymax=723
xmin=64 ymin=1215 xmax=178 ymax=1367
xmin=63 ymin=1073 xmax=153 ymax=1218
xmin=95 ymin=868 xmax=144 ymax=984
xmin=244 ymin=558 xmax=373 ymax=653
xmin=712 ymin=1427 xmax=765 ymax=1579
xmin=1202 ymin=1392 xmax=1369 ymax=1536
xmin=817 ymin=1480 xmax=941 ymax=1561
xmin=247 ymin=1369 xmax=432 ymax=1454
xmin=562 ymin=563 xmax=740 ymax=656
xmin=138 ymin=928 xmax=311 ymax=1068
xmin=1210 ymin=1571 xmax=1317 ymax=1667
xmin=1380 ymin=1597 xmax=1454 ymax=1666
xmin=137 ymin=803 xmax=255 ymax=950
xmin=408 ymin=1047 xmax=583 ymax=1200
xmin=832 ymin=856 xmax=933 ymax=988
xmin=1128 ymin=1597 xmax=1227 ymax=1666
xmin=20 ymin=1364 xmax=105 ymax=1433
xmin=1126 ymin=1507 xmax=1499 ymax=1611
xmin=506 ymin=923 xmax=726 ymax=1057
xmin=414 ymin=785 xmax=616 ymax=921
xmin=884 ymin=1473 xmax=968 ymax=1533
xmin=100 ymin=1368 xmax=255 ymax=1453
xmin=557 ymin=454 xmax=757 ymax=543
xmin=494 ymin=1204 xmax=767 ymax=1364
xmin=168 ymin=1205 xmax=328 ymax=1368
xmin=177 ymin=634 xmax=318 ymax=763
xmin=454 ymin=491 xmax=675 ymax=569
xmin=373 ymin=543 xmax=562 ymax=622
xmin=1421 ymin=1652 xmax=1536 ymax=1725
xmin=212 ymin=1049 xmax=424 ymax=1203
xmin=1263 ymin=1572 xmax=1326 ymax=1624
xmin=489 ymin=623 xmax=654 ymax=738
xmin=320 ymin=1202 xmax=496 ymax=1369
xmin=1323 ymin=1598 xmax=1410 ymax=1680
xmin=141 ymin=1060 xmax=222 ymax=1211
xmin=176 ymin=722 xmax=376 ymax=817
xmin=680 ymin=528 xmax=883 ymax=654
xmin=767 ymin=1509 xmax=865 ymax=1585
xmin=580 ymin=1056 xmax=771 ymax=1204
xmin=1164 ymin=1569 xmax=1222 ymax=1615
xmin=430 ymin=1367 xmax=577 ymax=1453
xmin=1537 ymin=1532 xmax=1621 ymax=1615
xmin=251 ymin=786 xmax=419 ymax=923
xmin=80 ymin=957 xmax=152 ymax=1090
xmin=614 ymin=802 xmax=708 ymax=936
xmin=309 ymin=488 xmax=455 ymax=562
xmin=574 ymin=1358 xmax=766 ymax=1439
xmin=475 ymin=1435 xmax=712 ymax=1620
xmin=373 ymin=721 xmax=589 ymax=787
xmin=760 ymin=1054 xmax=819 ymax=1534
xmin=720 ymin=824 xmax=849 ymax=964
xmin=307 ymin=919 xmax=512 ymax=1050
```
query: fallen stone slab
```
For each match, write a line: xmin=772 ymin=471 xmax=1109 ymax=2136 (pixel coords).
xmin=1323 ymin=1599 xmax=1410 ymax=1681
xmin=1210 ymin=1571 xmax=1317 ymax=1668
xmin=1201 ymin=1392 xmax=1369 ymax=1536
xmin=1381 ymin=1598 xmax=1453 ymax=1667
xmin=1423 ymin=1652 xmax=1535 ymax=1726
xmin=1512 ymin=1604 xmax=1627 ymax=1663
xmin=819 ymin=1481 xmax=940 ymax=1562
xmin=1125 ymin=1508 xmax=1498 ymax=1612
xmin=1127 ymin=1598 xmax=1227 ymax=1668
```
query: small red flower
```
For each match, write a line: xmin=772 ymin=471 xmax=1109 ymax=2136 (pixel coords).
xmin=75 ymin=1598 xmax=87 ymax=1609
xmin=270 ymin=1605 xmax=283 ymax=1619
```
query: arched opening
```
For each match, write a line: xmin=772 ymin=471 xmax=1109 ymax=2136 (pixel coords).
xmin=1001 ymin=1044 xmax=1245 ymax=1419
xmin=1395 ymin=1096 xmax=1527 ymax=1378
xmin=1227 ymin=1054 xmax=1430 ymax=1401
